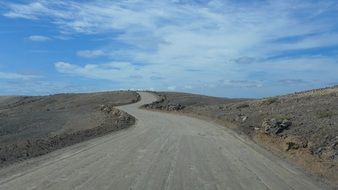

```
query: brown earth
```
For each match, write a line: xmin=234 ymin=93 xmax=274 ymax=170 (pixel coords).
xmin=143 ymin=87 xmax=338 ymax=186
xmin=0 ymin=91 xmax=140 ymax=166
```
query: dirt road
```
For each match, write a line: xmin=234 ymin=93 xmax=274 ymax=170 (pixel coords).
xmin=0 ymin=92 xmax=326 ymax=190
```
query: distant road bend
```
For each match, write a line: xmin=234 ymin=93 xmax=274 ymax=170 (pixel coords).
xmin=0 ymin=92 xmax=324 ymax=190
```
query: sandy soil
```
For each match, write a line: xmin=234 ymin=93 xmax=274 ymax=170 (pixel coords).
xmin=0 ymin=91 xmax=140 ymax=166
xmin=144 ymin=88 xmax=338 ymax=186
xmin=0 ymin=92 xmax=331 ymax=190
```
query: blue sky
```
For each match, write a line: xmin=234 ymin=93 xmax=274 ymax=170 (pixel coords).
xmin=0 ymin=0 xmax=338 ymax=98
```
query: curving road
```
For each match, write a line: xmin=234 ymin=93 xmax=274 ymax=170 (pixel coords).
xmin=0 ymin=92 xmax=324 ymax=190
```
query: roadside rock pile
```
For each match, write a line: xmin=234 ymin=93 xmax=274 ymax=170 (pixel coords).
xmin=142 ymin=94 xmax=185 ymax=111
xmin=100 ymin=104 xmax=114 ymax=113
xmin=133 ymin=93 xmax=141 ymax=103
xmin=143 ymin=103 xmax=185 ymax=111
xmin=310 ymin=136 xmax=338 ymax=160
xmin=100 ymin=105 xmax=132 ymax=121
xmin=262 ymin=118 xmax=292 ymax=135
xmin=166 ymin=104 xmax=185 ymax=111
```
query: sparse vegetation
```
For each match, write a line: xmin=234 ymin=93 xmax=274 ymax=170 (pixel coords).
xmin=317 ymin=111 xmax=335 ymax=119
xmin=261 ymin=97 xmax=279 ymax=105
xmin=273 ymin=115 xmax=291 ymax=121
xmin=236 ymin=103 xmax=250 ymax=109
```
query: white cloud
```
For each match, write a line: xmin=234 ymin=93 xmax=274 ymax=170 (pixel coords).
xmin=28 ymin=35 xmax=51 ymax=42
xmin=76 ymin=49 xmax=105 ymax=58
xmin=167 ymin=86 xmax=176 ymax=91
xmin=54 ymin=60 xmax=216 ymax=91
xmin=0 ymin=79 xmax=97 ymax=96
xmin=3 ymin=1 xmax=338 ymax=97
xmin=55 ymin=61 xmax=137 ymax=82
xmin=226 ymin=80 xmax=263 ymax=88
xmin=4 ymin=1 xmax=70 ymax=20
xmin=0 ymin=71 xmax=40 ymax=80
xmin=6 ymin=1 xmax=337 ymax=59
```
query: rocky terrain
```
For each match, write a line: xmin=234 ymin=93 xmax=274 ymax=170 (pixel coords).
xmin=0 ymin=91 xmax=140 ymax=166
xmin=143 ymin=87 xmax=338 ymax=185
xmin=142 ymin=92 xmax=242 ymax=111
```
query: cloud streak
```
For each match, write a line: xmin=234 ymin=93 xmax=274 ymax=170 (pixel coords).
xmin=28 ymin=35 xmax=51 ymax=42
xmin=55 ymin=61 xmax=137 ymax=81
xmin=76 ymin=50 xmax=105 ymax=58
xmin=0 ymin=71 xmax=40 ymax=80
xmin=3 ymin=0 xmax=338 ymax=97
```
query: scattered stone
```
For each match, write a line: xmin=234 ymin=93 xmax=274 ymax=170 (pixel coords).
xmin=111 ymin=109 xmax=121 ymax=116
xmin=166 ymin=104 xmax=185 ymax=111
xmin=241 ymin=116 xmax=248 ymax=122
xmin=331 ymin=140 xmax=338 ymax=150
xmin=314 ymin=147 xmax=324 ymax=155
xmin=262 ymin=118 xmax=292 ymax=135
xmin=100 ymin=105 xmax=112 ymax=113
xmin=100 ymin=105 xmax=124 ymax=116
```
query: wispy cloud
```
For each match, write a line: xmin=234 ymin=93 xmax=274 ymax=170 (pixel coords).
xmin=55 ymin=61 xmax=137 ymax=82
xmin=7 ymin=1 xmax=337 ymax=58
xmin=0 ymin=71 xmax=40 ymax=80
xmin=3 ymin=0 xmax=338 ymax=97
xmin=278 ymin=79 xmax=309 ymax=85
xmin=76 ymin=49 xmax=105 ymax=58
xmin=167 ymin=86 xmax=177 ymax=91
xmin=28 ymin=35 xmax=51 ymax=42
xmin=3 ymin=1 xmax=70 ymax=20
xmin=227 ymin=80 xmax=263 ymax=88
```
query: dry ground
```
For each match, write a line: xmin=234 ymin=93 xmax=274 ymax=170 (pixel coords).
xmin=0 ymin=91 xmax=140 ymax=166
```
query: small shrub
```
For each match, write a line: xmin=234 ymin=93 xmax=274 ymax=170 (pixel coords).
xmin=317 ymin=111 xmax=334 ymax=119
xmin=236 ymin=104 xmax=249 ymax=109
xmin=262 ymin=97 xmax=279 ymax=105
xmin=275 ymin=114 xmax=291 ymax=121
